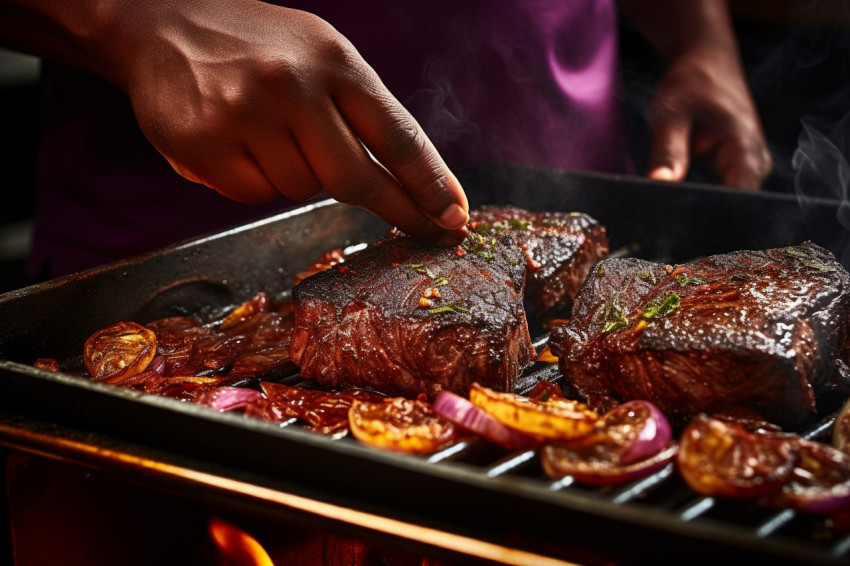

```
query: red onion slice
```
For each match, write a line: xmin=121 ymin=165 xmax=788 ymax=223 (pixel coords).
xmin=196 ymin=386 xmax=263 ymax=412
xmin=542 ymin=442 xmax=679 ymax=485
xmin=612 ymin=400 xmax=673 ymax=465
xmin=433 ymin=391 xmax=537 ymax=450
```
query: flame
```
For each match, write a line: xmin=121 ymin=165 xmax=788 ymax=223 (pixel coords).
xmin=208 ymin=516 xmax=274 ymax=566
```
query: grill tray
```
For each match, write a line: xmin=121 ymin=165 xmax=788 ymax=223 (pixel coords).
xmin=1 ymin=165 xmax=849 ymax=565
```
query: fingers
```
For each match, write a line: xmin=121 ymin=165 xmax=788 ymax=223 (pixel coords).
xmin=249 ymin=135 xmax=324 ymax=202
xmin=291 ymin=99 xmax=467 ymax=245
xmin=164 ymin=144 xmax=281 ymax=205
xmin=712 ymin=138 xmax=773 ymax=190
xmin=333 ymin=76 xmax=469 ymax=230
xmin=648 ymin=105 xmax=692 ymax=183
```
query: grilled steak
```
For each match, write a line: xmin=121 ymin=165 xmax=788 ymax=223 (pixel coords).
xmin=290 ymin=229 xmax=536 ymax=399
xmin=469 ymin=207 xmax=609 ymax=317
xmin=549 ymin=242 xmax=850 ymax=429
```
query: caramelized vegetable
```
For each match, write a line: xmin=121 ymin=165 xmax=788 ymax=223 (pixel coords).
xmin=220 ymin=292 xmax=270 ymax=331
xmin=84 ymin=321 xmax=157 ymax=384
xmin=348 ymin=398 xmax=457 ymax=454
xmin=260 ymin=382 xmax=385 ymax=434
xmin=678 ymin=415 xmax=798 ymax=500
xmin=541 ymin=400 xmax=674 ymax=484
xmin=469 ymin=383 xmax=597 ymax=442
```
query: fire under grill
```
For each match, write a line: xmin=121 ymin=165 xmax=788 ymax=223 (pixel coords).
xmin=1 ymin=166 xmax=849 ymax=565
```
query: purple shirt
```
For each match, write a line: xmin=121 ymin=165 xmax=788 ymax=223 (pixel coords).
xmin=29 ymin=0 xmax=627 ymax=278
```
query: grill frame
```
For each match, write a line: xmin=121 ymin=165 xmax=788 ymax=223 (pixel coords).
xmin=1 ymin=165 xmax=849 ymax=565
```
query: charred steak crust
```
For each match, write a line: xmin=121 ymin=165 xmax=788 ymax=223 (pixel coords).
xmin=549 ymin=242 xmax=850 ymax=429
xmin=290 ymin=230 xmax=536 ymax=400
xmin=469 ymin=206 xmax=609 ymax=317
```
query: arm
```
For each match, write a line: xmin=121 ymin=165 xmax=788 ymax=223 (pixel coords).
xmin=0 ymin=0 xmax=469 ymax=243
xmin=619 ymin=0 xmax=772 ymax=189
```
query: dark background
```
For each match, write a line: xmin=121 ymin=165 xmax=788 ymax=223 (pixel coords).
xmin=2 ymin=2 xmax=849 ymax=296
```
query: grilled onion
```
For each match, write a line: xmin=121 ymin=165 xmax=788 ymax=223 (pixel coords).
xmin=433 ymin=391 xmax=536 ymax=450
xmin=84 ymin=321 xmax=157 ymax=384
xmin=349 ymin=398 xmax=456 ymax=454
xmin=468 ymin=383 xmax=598 ymax=442
xmin=542 ymin=442 xmax=678 ymax=485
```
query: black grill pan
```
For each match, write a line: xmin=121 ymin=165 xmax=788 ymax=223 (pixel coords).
xmin=1 ymin=165 xmax=849 ymax=565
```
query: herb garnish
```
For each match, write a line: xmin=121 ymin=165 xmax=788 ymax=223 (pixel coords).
xmin=402 ymin=263 xmax=438 ymax=279
xmin=431 ymin=276 xmax=448 ymax=287
xmin=803 ymin=260 xmax=837 ymax=273
xmin=642 ymin=292 xmax=681 ymax=320
xmin=638 ymin=271 xmax=655 ymax=281
xmin=429 ymin=304 xmax=469 ymax=314
xmin=784 ymin=247 xmax=810 ymax=259
xmin=597 ymin=265 xmax=605 ymax=277
xmin=473 ymin=219 xmax=531 ymax=234
xmin=674 ymin=273 xmax=709 ymax=286
xmin=461 ymin=232 xmax=497 ymax=260
xmin=600 ymin=296 xmax=628 ymax=333
xmin=507 ymin=219 xmax=531 ymax=230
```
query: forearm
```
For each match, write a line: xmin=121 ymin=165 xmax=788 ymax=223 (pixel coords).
xmin=618 ymin=0 xmax=739 ymax=63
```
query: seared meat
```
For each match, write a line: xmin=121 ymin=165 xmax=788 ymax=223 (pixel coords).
xmin=469 ymin=206 xmax=609 ymax=317
xmin=290 ymin=230 xmax=536 ymax=399
xmin=549 ymin=242 xmax=850 ymax=429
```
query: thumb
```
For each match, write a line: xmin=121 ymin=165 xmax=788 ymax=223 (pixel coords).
xmin=647 ymin=110 xmax=692 ymax=183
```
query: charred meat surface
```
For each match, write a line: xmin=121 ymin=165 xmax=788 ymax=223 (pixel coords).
xmin=469 ymin=206 xmax=609 ymax=317
xmin=290 ymin=230 xmax=536 ymax=400
xmin=549 ymin=242 xmax=850 ymax=429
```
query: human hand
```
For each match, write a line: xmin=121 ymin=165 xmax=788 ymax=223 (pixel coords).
xmin=114 ymin=0 xmax=468 ymax=243
xmin=647 ymin=49 xmax=772 ymax=190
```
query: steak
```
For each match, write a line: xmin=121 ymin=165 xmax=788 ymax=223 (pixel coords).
xmin=549 ymin=241 xmax=850 ymax=429
xmin=290 ymin=229 xmax=536 ymax=399
xmin=469 ymin=206 xmax=609 ymax=317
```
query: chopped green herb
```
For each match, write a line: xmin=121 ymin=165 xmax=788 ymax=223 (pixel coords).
xmin=600 ymin=296 xmax=628 ymax=333
xmin=429 ymin=304 xmax=469 ymax=314
xmin=803 ymin=260 xmax=837 ymax=273
xmin=638 ymin=271 xmax=655 ymax=280
xmin=784 ymin=247 xmax=810 ymax=259
xmin=507 ymin=219 xmax=531 ymax=230
xmin=402 ymin=263 xmax=425 ymax=270
xmin=431 ymin=276 xmax=449 ymax=287
xmin=461 ymin=232 xmax=496 ymax=260
xmin=674 ymin=273 xmax=709 ymax=286
xmin=642 ymin=292 xmax=681 ymax=320
xmin=596 ymin=265 xmax=605 ymax=277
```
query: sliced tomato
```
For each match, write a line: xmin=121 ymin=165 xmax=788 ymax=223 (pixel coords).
xmin=468 ymin=383 xmax=597 ymax=442
xmin=348 ymin=398 xmax=457 ymax=454
xmin=84 ymin=321 xmax=157 ymax=384
xmin=677 ymin=414 xmax=798 ymax=500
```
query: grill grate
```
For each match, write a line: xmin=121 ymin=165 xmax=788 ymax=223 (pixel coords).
xmin=259 ymin=342 xmax=850 ymax=563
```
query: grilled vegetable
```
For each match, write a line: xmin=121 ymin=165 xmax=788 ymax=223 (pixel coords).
xmin=468 ymin=383 xmax=598 ymax=442
xmin=84 ymin=321 xmax=157 ymax=384
xmin=349 ymin=398 xmax=457 ymax=454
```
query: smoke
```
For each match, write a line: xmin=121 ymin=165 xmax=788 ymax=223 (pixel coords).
xmin=792 ymin=113 xmax=850 ymax=229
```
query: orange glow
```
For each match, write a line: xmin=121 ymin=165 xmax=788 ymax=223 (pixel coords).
xmin=536 ymin=345 xmax=558 ymax=364
xmin=208 ymin=516 xmax=274 ymax=566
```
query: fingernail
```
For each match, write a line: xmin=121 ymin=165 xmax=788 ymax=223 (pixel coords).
xmin=439 ymin=203 xmax=470 ymax=230
xmin=650 ymin=167 xmax=675 ymax=181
